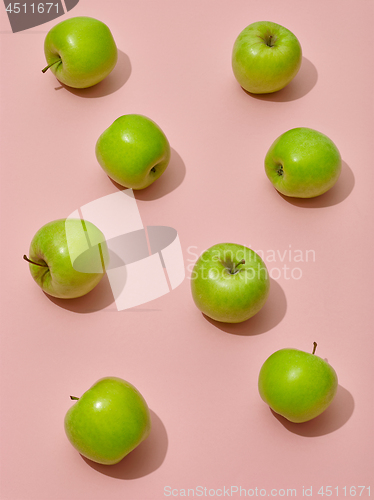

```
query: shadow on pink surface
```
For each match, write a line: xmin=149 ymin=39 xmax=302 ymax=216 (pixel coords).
xmin=243 ymin=57 xmax=318 ymax=102
xmin=80 ymin=410 xmax=168 ymax=479
xmin=202 ymin=278 xmax=286 ymax=336
xmin=277 ymin=161 xmax=354 ymax=208
xmin=53 ymin=50 xmax=131 ymax=98
xmin=45 ymin=274 xmax=115 ymax=313
xmin=106 ymin=148 xmax=186 ymax=201
xmin=270 ymin=384 xmax=354 ymax=436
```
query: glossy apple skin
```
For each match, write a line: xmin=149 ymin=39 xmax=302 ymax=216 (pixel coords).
xmin=44 ymin=16 xmax=118 ymax=88
xmin=265 ymin=127 xmax=342 ymax=198
xmin=95 ymin=114 xmax=171 ymax=190
xmin=232 ymin=21 xmax=302 ymax=94
xmin=258 ymin=348 xmax=338 ymax=423
xmin=191 ymin=243 xmax=270 ymax=323
xmin=27 ymin=218 xmax=109 ymax=299
xmin=64 ymin=377 xmax=151 ymax=465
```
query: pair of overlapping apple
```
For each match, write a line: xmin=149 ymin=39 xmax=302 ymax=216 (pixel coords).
xmin=26 ymin=17 xmax=340 ymax=465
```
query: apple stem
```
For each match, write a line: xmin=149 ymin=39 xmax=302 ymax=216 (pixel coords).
xmin=23 ymin=255 xmax=48 ymax=267
xmin=42 ymin=59 xmax=61 ymax=73
xmin=265 ymin=34 xmax=276 ymax=47
xmin=231 ymin=259 xmax=245 ymax=274
xmin=312 ymin=342 xmax=317 ymax=355
xmin=70 ymin=396 xmax=79 ymax=400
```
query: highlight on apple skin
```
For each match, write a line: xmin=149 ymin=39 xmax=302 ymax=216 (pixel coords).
xmin=42 ymin=16 xmax=118 ymax=89
xmin=24 ymin=218 xmax=109 ymax=299
xmin=191 ymin=243 xmax=270 ymax=323
xmin=95 ymin=114 xmax=171 ymax=190
xmin=232 ymin=21 xmax=302 ymax=94
xmin=264 ymin=127 xmax=342 ymax=198
xmin=64 ymin=377 xmax=152 ymax=465
xmin=258 ymin=343 xmax=338 ymax=423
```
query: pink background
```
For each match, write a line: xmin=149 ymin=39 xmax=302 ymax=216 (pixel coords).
xmin=1 ymin=1 xmax=373 ymax=499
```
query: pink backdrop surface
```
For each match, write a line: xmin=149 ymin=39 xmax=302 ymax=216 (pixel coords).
xmin=1 ymin=1 xmax=373 ymax=499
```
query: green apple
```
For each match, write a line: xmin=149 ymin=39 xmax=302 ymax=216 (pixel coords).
xmin=24 ymin=218 xmax=109 ymax=299
xmin=232 ymin=21 xmax=302 ymax=94
xmin=265 ymin=127 xmax=342 ymax=198
xmin=64 ymin=377 xmax=151 ymax=465
xmin=42 ymin=16 xmax=118 ymax=89
xmin=95 ymin=114 xmax=171 ymax=190
xmin=191 ymin=243 xmax=270 ymax=323
xmin=258 ymin=343 xmax=338 ymax=423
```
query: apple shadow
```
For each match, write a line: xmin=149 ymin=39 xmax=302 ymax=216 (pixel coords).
xmin=54 ymin=50 xmax=131 ymax=98
xmin=202 ymin=278 xmax=287 ymax=336
xmin=45 ymin=273 xmax=115 ymax=313
xmin=117 ymin=308 xmax=163 ymax=312
xmin=107 ymin=148 xmax=186 ymax=200
xmin=270 ymin=384 xmax=354 ymax=436
xmin=277 ymin=161 xmax=354 ymax=208
xmin=80 ymin=409 xmax=168 ymax=479
xmin=243 ymin=57 xmax=318 ymax=102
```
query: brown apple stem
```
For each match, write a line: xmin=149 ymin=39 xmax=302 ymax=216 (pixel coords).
xmin=231 ymin=259 xmax=245 ymax=274
xmin=42 ymin=59 xmax=61 ymax=73
xmin=312 ymin=342 xmax=317 ymax=355
xmin=23 ymin=255 xmax=48 ymax=267
xmin=70 ymin=396 xmax=79 ymax=400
